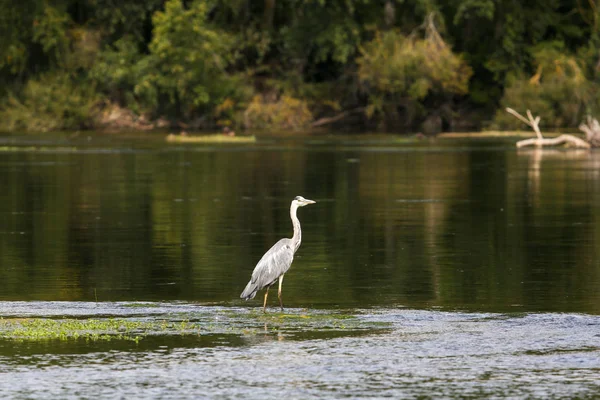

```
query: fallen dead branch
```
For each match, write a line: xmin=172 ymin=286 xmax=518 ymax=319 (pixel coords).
xmin=514 ymin=135 xmax=591 ymax=148
xmin=311 ymin=107 xmax=365 ymax=128
xmin=506 ymin=108 xmax=591 ymax=149
xmin=578 ymin=116 xmax=600 ymax=147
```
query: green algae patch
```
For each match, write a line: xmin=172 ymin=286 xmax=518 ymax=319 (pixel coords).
xmin=0 ymin=317 xmax=198 ymax=342
xmin=165 ymin=134 xmax=256 ymax=143
xmin=0 ymin=308 xmax=391 ymax=343
xmin=121 ymin=302 xmax=162 ymax=308
xmin=221 ymin=309 xmax=391 ymax=339
xmin=0 ymin=146 xmax=79 ymax=152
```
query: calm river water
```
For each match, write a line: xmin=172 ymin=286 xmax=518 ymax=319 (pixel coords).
xmin=0 ymin=133 xmax=599 ymax=398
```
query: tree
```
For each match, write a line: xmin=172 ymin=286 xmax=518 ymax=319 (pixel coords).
xmin=357 ymin=14 xmax=472 ymax=129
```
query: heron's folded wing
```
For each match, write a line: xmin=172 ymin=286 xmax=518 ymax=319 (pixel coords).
xmin=251 ymin=239 xmax=294 ymax=288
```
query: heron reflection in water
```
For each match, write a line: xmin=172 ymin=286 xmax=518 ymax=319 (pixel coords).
xmin=240 ymin=196 xmax=316 ymax=312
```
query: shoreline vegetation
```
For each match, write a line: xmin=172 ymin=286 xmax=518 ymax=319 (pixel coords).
xmin=1 ymin=1 xmax=599 ymax=135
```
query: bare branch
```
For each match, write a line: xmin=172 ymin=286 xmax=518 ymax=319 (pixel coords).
xmin=506 ymin=108 xmax=544 ymax=139
xmin=505 ymin=108 xmax=532 ymax=127
xmin=526 ymin=110 xmax=543 ymax=139
xmin=578 ymin=116 xmax=600 ymax=147
xmin=311 ymin=107 xmax=365 ymax=128
xmin=579 ymin=123 xmax=594 ymax=141
xmin=516 ymin=135 xmax=591 ymax=149
xmin=506 ymin=107 xmax=591 ymax=149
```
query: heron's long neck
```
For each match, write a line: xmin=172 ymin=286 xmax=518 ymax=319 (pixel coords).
xmin=290 ymin=203 xmax=301 ymax=252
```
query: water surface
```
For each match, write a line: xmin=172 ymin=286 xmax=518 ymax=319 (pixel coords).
xmin=0 ymin=133 xmax=599 ymax=398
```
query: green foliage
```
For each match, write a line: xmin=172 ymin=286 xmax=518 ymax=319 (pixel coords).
xmin=448 ymin=0 xmax=591 ymax=110
xmin=31 ymin=3 xmax=70 ymax=65
xmin=133 ymin=0 xmax=238 ymax=117
xmin=89 ymin=0 xmax=249 ymax=123
xmin=89 ymin=36 xmax=145 ymax=108
xmin=0 ymin=73 xmax=98 ymax=132
xmin=1 ymin=0 xmax=600 ymax=132
xmin=84 ymin=0 xmax=164 ymax=42
xmin=453 ymin=0 xmax=495 ymax=24
xmin=494 ymin=43 xmax=594 ymax=129
xmin=357 ymin=24 xmax=472 ymax=123
xmin=280 ymin=1 xmax=366 ymax=66
xmin=0 ymin=0 xmax=40 ymax=75
xmin=66 ymin=28 xmax=103 ymax=70
xmin=243 ymin=95 xmax=313 ymax=130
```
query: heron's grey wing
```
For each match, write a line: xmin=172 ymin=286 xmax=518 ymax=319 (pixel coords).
xmin=252 ymin=239 xmax=294 ymax=285
xmin=240 ymin=239 xmax=294 ymax=300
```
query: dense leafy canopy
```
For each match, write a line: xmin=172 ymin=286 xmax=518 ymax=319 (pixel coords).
xmin=0 ymin=0 xmax=598 ymax=132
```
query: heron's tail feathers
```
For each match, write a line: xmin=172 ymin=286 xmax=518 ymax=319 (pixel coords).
xmin=240 ymin=281 xmax=258 ymax=300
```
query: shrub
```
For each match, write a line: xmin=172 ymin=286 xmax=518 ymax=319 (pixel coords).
xmin=243 ymin=95 xmax=313 ymax=130
xmin=0 ymin=73 xmax=98 ymax=132
xmin=356 ymin=16 xmax=472 ymax=127
xmin=494 ymin=43 xmax=594 ymax=129
xmin=133 ymin=0 xmax=239 ymax=119
xmin=88 ymin=36 xmax=144 ymax=110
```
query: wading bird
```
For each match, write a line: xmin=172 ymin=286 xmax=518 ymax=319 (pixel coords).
xmin=240 ymin=196 xmax=316 ymax=312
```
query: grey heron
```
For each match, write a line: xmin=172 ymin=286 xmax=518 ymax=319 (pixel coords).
xmin=240 ymin=196 xmax=316 ymax=312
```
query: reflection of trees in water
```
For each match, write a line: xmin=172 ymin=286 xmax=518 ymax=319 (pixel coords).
xmin=518 ymin=148 xmax=590 ymax=206
xmin=355 ymin=151 xmax=471 ymax=305
xmin=346 ymin=148 xmax=600 ymax=312
xmin=2 ymin=147 xmax=600 ymax=313
xmin=513 ymin=148 xmax=600 ymax=312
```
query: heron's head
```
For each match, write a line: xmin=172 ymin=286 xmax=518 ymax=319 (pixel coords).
xmin=293 ymin=196 xmax=316 ymax=207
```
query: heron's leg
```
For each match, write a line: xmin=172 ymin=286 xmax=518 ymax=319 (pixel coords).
xmin=278 ymin=274 xmax=285 ymax=311
xmin=263 ymin=287 xmax=270 ymax=313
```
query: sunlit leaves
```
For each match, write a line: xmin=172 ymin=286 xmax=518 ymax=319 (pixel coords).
xmin=134 ymin=0 xmax=237 ymax=116
xmin=32 ymin=4 xmax=70 ymax=64
xmin=2 ymin=0 xmax=600 ymax=131
xmin=494 ymin=42 xmax=595 ymax=129
xmin=357 ymin=28 xmax=472 ymax=118
xmin=0 ymin=72 xmax=98 ymax=132
xmin=243 ymin=95 xmax=313 ymax=130
xmin=88 ymin=36 xmax=144 ymax=106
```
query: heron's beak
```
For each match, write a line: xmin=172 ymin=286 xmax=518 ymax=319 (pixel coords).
xmin=304 ymin=199 xmax=316 ymax=205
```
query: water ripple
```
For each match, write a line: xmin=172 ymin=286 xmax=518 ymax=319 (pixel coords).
xmin=0 ymin=302 xmax=598 ymax=398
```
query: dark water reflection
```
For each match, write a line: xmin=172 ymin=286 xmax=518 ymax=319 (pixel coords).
xmin=1 ymin=135 xmax=600 ymax=398
xmin=1 ymin=136 xmax=600 ymax=313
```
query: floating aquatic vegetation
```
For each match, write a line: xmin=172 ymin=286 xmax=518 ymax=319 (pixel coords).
xmin=0 ymin=307 xmax=390 ymax=343
xmin=165 ymin=134 xmax=256 ymax=143
xmin=0 ymin=146 xmax=78 ymax=152
xmin=0 ymin=317 xmax=192 ymax=342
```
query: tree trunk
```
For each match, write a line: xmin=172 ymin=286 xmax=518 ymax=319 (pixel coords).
xmin=263 ymin=0 xmax=275 ymax=30
xmin=384 ymin=1 xmax=395 ymax=28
